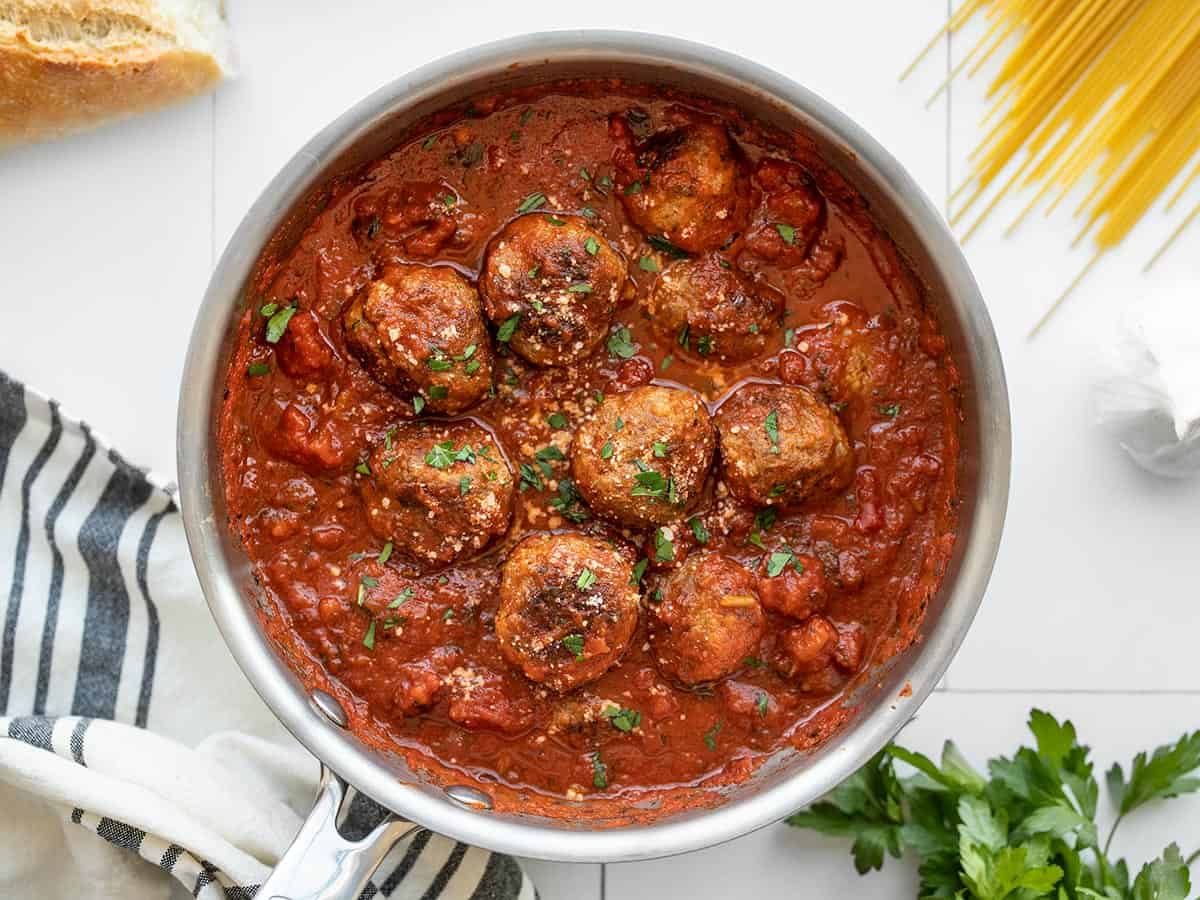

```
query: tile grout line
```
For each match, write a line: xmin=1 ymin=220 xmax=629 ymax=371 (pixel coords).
xmin=210 ymin=91 xmax=217 ymax=269
xmin=600 ymin=859 xmax=606 ymax=900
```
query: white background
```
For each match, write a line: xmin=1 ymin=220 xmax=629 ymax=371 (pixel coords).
xmin=2 ymin=1 xmax=1199 ymax=896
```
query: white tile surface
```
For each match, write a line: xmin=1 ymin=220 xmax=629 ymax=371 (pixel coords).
xmin=2 ymin=1 xmax=1199 ymax=898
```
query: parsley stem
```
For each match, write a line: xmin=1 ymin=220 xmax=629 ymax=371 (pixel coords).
xmin=1186 ymin=847 xmax=1200 ymax=867
xmin=1102 ymin=814 xmax=1124 ymax=857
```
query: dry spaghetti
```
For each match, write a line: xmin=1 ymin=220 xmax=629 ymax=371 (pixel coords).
xmin=906 ymin=0 xmax=1200 ymax=334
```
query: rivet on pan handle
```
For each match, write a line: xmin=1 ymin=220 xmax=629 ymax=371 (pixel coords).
xmin=259 ymin=763 xmax=419 ymax=900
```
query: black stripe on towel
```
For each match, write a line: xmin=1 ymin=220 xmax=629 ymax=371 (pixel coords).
xmin=192 ymin=860 xmax=219 ymax=897
xmin=420 ymin=842 xmax=469 ymax=900
xmin=96 ymin=817 xmax=147 ymax=853
xmin=159 ymin=844 xmax=184 ymax=871
xmin=72 ymin=449 xmax=153 ymax=719
xmin=0 ymin=402 xmax=61 ymax=712
xmin=470 ymin=852 xmax=526 ymax=900
xmin=34 ymin=424 xmax=97 ymax=714
xmin=134 ymin=498 xmax=175 ymax=727
xmin=69 ymin=716 xmax=91 ymax=765
xmin=7 ymin=715 xmax=53 ymax=750
xmin=380 ymin=830 xmax=433 ymax=895
xmin=0 ymin=373 xmax=26 ymax=503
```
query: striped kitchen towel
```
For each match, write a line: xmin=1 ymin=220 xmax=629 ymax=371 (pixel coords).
xmin=0 ymin=370 xmax=534 ymax=900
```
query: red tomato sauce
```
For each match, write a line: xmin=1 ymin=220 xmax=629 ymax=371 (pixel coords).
xmin=219 ymin=81 xmax=961 ymax=822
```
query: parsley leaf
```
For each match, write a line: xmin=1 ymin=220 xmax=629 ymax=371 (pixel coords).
xmin=562 ymin=633 xmax=585 ymax=660
xmin=653 ymin=527 xmax=674 ymax=562
xmin=688 ymin=517 xmax=709 ymax=544
xmin=607 ymin=325 xmax=637 ymax=359
xmin=647 ymin=235 xmax=688 ymax=258
xmin=604 ymin=706 xmax=642 ymax=733
xmin=497 ymin=314 xmax=521 ymax=342
xmin=766 ymin=550 xmax=797 ymax=577
xmin=592 ymin=751 xmax=608 ymax=789
xmin=264 ymin=301 xmax=298 ymax=344
xmin=576 ymin=568 xmax=597 ymax=590
xmin=765 ymin=409 xmax=781 ymax=453
xmin=516 ymin=192 xmax=546 ymax=214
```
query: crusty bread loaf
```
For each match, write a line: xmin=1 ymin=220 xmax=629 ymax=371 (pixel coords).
xmin=0 ymin=0 xmax=232 ymax=147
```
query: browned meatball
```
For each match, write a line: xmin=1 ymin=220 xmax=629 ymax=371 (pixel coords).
xmin=479 ymin=214 xmax=625 ymax=366
xmin=496 ymin=533 xmax=640 ymax=692
xmin=714 ymin=383 xmax=853 ymax=509
xmin=612 ymin=117 xmax=751 ymax=253
xmin=570 ymin=385 xmax=715 ymax=529
xmin=358 ymin=421 xmax=513 ymax=568
xmin=650 ymin=552 xmax=764 ymax=685
xmin=352 ymin=181 xmax=487 ymax=259
xmin=343 ymin=264 xmax=493 ymax=413
xmin=647 ymin=255 xmax=782 ymax=362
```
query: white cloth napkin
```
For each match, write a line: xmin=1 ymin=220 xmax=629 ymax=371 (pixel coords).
xmin=0 ymin=371 xmax=533 ymax=899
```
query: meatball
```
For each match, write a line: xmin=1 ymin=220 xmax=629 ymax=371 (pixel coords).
xmin=343 ymin=264 xmax=493 ymax=413
xmin=742 ymin=158 xmax=826 ymax=264
xmin=757 ymin=553 xmax=828 ymax=620
xmin=274 ymin=311 xmax=334 ymax=380
xmin=773 ymin=616 xmax=866 ymax=683
xmin=570 ymin=385 xmax=716 ymax=529
xmin=479 ymin=215 xmax=625 ymax=366
xmin=650 ymin=552 xmax=764 ymax=685
xmin=612 ymin=117 xmax=751 ymax=253
xmin=496 ymin=533 xmax=640 ymax=692
xmin=647 ymin=255 xmax=782 ymax=362
xmin=714 ymin=383 xmax=853 ymax=509
xmin=358 ymin=421 xmax=514 ymax=568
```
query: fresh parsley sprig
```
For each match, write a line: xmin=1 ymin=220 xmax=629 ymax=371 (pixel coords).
xmin=787 ymin=709 xmax=1200 ymax=899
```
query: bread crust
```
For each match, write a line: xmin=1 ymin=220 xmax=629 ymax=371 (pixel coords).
xmin=0 ymin=1 xmax=227 ymax=146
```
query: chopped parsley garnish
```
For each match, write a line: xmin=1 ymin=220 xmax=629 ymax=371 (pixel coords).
xmin=580 ymin=206 xmax=597 ymax=218
xmin=535 ymin=445 xmax=566 ymax=463
xmin=743 ymin=655 xmax=767 ymax=669
xmin=422 ymin=133 xmax=439 ymax=150
xmin=457 ymin=141 xmax=484 ymax=167
xmin=688 ymin=517 xmax=709 ymax=544
xmin=584 ymin=236 xmax=599 ymax=256
xmin=580 ymin=166 xmax=591 ymax=181
xmin=624 ymin=179 xmax=643 ymax=196
xmin=356 ymin=575 xmax=379 ymax=607
xmin=632 ymin=470 xmax=668 ymax=499
xmin=614 ymin=416 xmax=625 ymax=431
xmin=259 ymin=302 xmax=278 ymax=317
xmin=653 ymin=527 xmax=675 ymax=562
xmin=516 ymin=192 xmax=546 ymax=214
xmin=355 ymin=461 xmax=372 ymax=476
xmin=775 ymin=223 xmax=798 ymax=245
xmin=748 ymin=323 xmax=760 ymax=334
xmin=424 ymin=441 xmax=474 ymax=469
xmin=764 ymin=409 xmax=781 ymax=454
xmin=264 ymin=301 xmax=298 ymax=344
xmin=493 ymin=312 xmax=521 ymax=344
xmin=428 ymin=385 xmax=448 ymax=400
xmin=567 ymin=282 xmax=592 ymax=293
xmin=607 ymin=325 xmax=636 ymax=359
xmin=528 ymin=263 xmax=542 ymax=280
xmin=630 ymin=558 xmax=649 ymax=585
xmin=660 ymin=354 xmax=674 ymax=371
xmin=547 ymin=412 xmax=569 ymax=430
xmin=442 ymin=608 xmax=455 ymax=622
xmin=878 ymin=403 xmax=902 ymax=417
xmin=545 ymin=215 xmax=567 ymax=226
xmin=604 ymin=706 xmax=642 ymax=733
xmin=384 ymin=426 xmax=395 ymax=451
xmin=413 ymin=395 xmax=426 ymax=415
xmin=784 ymin=328 xmax=796 ymax=347
xmin=748 ymin=507 xmax=777 ymax=549
xmin=600 ymin=441 xmax=614 ymax=460
xmin=246 ymin=362 xmax=271 ymax=377
xmin=676 ymin=323 xmax=690 ymax=350
xmin=647 ymin=235 xmax=688 ymax=258
xmin=766 ymin=550 xmax=799 ymax=577
xmin=696 ymin=334 xmax=714 ymax=355
xmin=652 ymin=441 xmax=669 ymax=458
xmin=591 ymin=751 xmax=608 ymax=789
xmin=464 ymin=359 xmax=481 ymax=375
xmin=593 ymin=390 xmax=605 ymax=405
xmin=561 ymin=633 xmax=585 ymax=660
xmin=519 ymin=108 xmax=534 ymax=126
xmin=518 ymin=463 xmax=545 ymax=492
xmin=442 ymin=193 xmax=457 ymax=207
xmin=577 ymin=568 xmax=597 ymax=590
xmin=362 ymin=620 xmax=377 ymax=650
xmin=378 ymin=541 xmax=393 ymax=564
xmin=426 ymin=353 xmax=454 ymax=372
xmin=459 ymin=476 xmax=472 ymax=496
xmin=549 ymin=478 xmax=589 ymax=523
xmin=703 ymin=720 xmax=723 ymax=751
xmin=597 ymin=174 xmax=613 ymax=193
xmin=756 ymin=693 xmax=769 ymax=716
xmin=388 ymin=588 xmax=414 ymax=609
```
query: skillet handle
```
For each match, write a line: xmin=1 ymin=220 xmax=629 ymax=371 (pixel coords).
xmin=259 ymin=764 xmax=420 ymax=900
